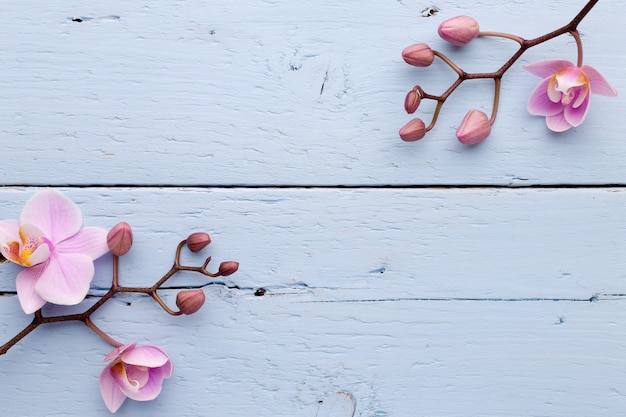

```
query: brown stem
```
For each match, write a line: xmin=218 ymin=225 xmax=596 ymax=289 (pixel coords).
xmin=112 ymin=254 xmax=120 ymax=287
xmin=84 ymin=317 xmax=123 ymax=347
xmin=0 ymin=313 xmax=41 ymax=355
xmin=496 ymin=0 xmax=597 ymax=75
xmin=571 ymin=30 xmax=583 ymax=67
xmin=433 ymin=50 xmax=464 ymax=76
xmin=490 ymin=78 xmax=501 ymax=125
xmin=478 ymin=31 xmax=524 ymax=46
xmin=1 ymin=236 xmax=231 ymax=355
xmin=407 ymin=0 xmax=599 ymax=134
xmin=150 ymin=291 xmax=182 ymax=316
xmin=423 ymin=78 xmax=463 ymax=132
xmin=424 ymin=100 xmax=444 ymax=133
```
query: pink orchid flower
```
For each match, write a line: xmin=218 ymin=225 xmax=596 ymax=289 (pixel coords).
xmin=100 ymin=343 xmax=173 ymax=413
xmin=0 ymin=189 xmax=109 ymax=313
xmin=524 ymin=60 xmax=617 ymax=132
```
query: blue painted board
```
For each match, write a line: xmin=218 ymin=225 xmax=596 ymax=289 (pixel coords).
xmin=1 ymin=0 xmax=625 ymax=415
xmin=0 ymin=0 xmax=624 ymax=186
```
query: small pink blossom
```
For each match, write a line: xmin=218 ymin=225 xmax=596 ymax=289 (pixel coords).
xmin=186 ymin=231 xmax=211 ymax=252
xmin=0 ymin=190 xmax=109 ymax=313
xmin=100 ymin=343 xmax=173 ymax=413
xmin=456 ymin=110 xmax=491 ymax=145
xmin=404 ymin=88 xmax=421 ymax=114
xmin=438 ymin=16 xmax=480 ymax=46
xmin=176 ymin=289 xmax=206 ymax=315
xmin=218 ymin=261 xmax=239 ymax=276
xmin=401 ymin=43 xmax=434 ymax=67
xmin=399 ymin=118 xmax=426 ymax=142
xmin=524 ymin=60 xmax=617 ymax=132
xmin=107 ymin=222 xmax=133 ymax=256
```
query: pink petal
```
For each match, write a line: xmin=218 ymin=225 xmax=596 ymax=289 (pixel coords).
xmin=523 ymin=60 xmax=574 ymax=78
xmin=33 ymin=253 xmax=94 ymax=305
xmin=564 ymin=93 xmax=591 ymax=127
xmin=546 ymin=112 xmax=572 ymax=132
xmin=0 ymin=220 xmax=20 ymax=242
xmin=100 ymin=365 xmax=128 ymax=413
xmin=582 ymin=65 xmax=618 ymax=97
xmin=122 ymin=345 xmax=170 ymax=368
xmin=26 ymin=243 xmax=50 ymax=267
xmin=158 ymin=356 xmax=173 ymax=379
xmin=0 ymin=220 xmax=20 ymax=260
xmin=554 ymin=66 xmax=588 ymax=93
xmin=105 ymin=343 xmax=136 ymax=362
xmin=571 ymin=84 xmax=589 ymax=109
xmin=125 ymin=364 xmax=151 ymax=388
xmin=56 ymin=226 xmax=109 ymax=260
xmin=527 ymin=78 xmax=564 ymax=116
xmin=547 ymin=77 xmax=562 ymax=103
xmin=112 ymin=363 xmax=146 ymax=394
xmin=123 ymin=369 xmax=167 ymax=401
xmin=151 ymin=363 xmax=173 ymax=381
xmin=19 ymin=190 xmax=82 ymax=244
xmin=16 ymin=265 xmax=48 ymax=313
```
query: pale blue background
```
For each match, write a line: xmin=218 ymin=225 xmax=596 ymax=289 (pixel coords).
xmin=1 ymin=1 xmax=625 ymax=416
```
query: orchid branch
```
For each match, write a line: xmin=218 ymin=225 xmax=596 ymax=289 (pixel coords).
xmin=0 ymin=230 xmax=239 ymax=355
xmin=399 ymin=0 xmax=614 ymax=143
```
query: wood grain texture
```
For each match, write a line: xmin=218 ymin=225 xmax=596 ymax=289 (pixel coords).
xmin=0 ymin=187 xmax=624 ymax=299
xmin=1 ymin=0 xmax=624 ymax=186
xmin=3 ymin=285 xmax=626 ymax=416
xmin=1 ymin=187 xmax=625 ymax=416
xmin=1 ymin=0 xmax=625 ymax=415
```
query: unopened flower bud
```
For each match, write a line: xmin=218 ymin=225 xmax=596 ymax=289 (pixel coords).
xmin=218 ymin=261 xmax=239 ymax=276
xmin=401 ymin=43 xmax=435 ymax=67
xmin=399 ymin=118 xmax=426 ymax=142
xmin=404 ymin=89 xmax=421 ymax=114
xmin=187 ymin=232 xmax=211 ymax=252
xmin=456 ymin=110 xmax=491 ymax=145
xmin=107 ymin=222 xmax=133 ymax=256
xmin=438 ymin=16 xmax=480 ymax=46
xmin=176 ymin=289 xmax=205 ymax=315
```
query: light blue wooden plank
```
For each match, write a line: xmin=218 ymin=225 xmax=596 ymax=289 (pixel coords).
xmin=3 ymin=186 xmax=624 ymax=416
xmin=0 ymin=0 xmax=624 ymax=186
xmin=0 ymin=186 xmax=624 ymax=299
xmin=2 ymin=290 xmax=625 ymax=416
xmin=1 ymin=0 xmax=624 ymax=415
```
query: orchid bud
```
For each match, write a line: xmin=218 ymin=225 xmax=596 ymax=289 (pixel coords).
xmin=399 ymin=118 xmax=426 ymax=142
xmin=107 ymin=222 xmax=133 ymax=256
xmin=187 ymin=232 xmax=211 ymax=252
xmin=176 ymin=289 xmax=206 ymax=315
xmin=218 ymin=261 xmax=239 ymax=276
xmin=456 ymin=110 xmax=491 ymax=145
xmin=401 ymin=43 xmax=435 ymax=67
xmin=438 ymin=16 xmax=480 ymax=46
xmin=404 ymin=88 xmax=421 ymax=114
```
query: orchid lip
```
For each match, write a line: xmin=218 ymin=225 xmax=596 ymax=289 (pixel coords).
xmin=1 ymin=224 xmax=51 ymax=267
xmin=525 ymin=60 xmax=616 ymax=133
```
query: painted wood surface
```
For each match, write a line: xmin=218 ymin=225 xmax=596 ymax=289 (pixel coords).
xmin=1 ymin=0 xmax=625 ymax=416
xmin=2 ymin=188 xmax=626 ymax=416
xmin=2 ymin=0 xmax=625 ymax=186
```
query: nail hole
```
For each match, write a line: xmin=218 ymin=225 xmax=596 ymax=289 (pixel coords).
xmin=421 ymin=6 xmax=440 ymax=17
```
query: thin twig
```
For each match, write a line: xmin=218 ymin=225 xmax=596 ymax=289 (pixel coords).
xmin=1 ymin=238 xmax=229 ymax=354
xmin=406 ymin=0 xmax=599 ymax=133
